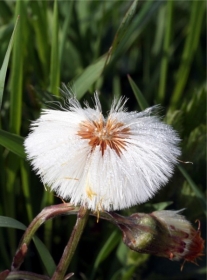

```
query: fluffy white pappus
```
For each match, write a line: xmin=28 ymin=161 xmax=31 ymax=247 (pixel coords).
xmin=24 ymin=92 xmax=181 ymax=211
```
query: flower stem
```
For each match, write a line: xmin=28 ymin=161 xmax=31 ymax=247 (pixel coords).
xmin=51 ymin=207 xmax=89 ymax=280
xmin=11 ymin=203 xmax=78 ymax=271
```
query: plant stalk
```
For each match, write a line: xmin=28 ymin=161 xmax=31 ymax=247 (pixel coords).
xmin=11 ymin=203 xmax=78 ymax=271
xmin=51 ymin=207 xmax=89 ymax=280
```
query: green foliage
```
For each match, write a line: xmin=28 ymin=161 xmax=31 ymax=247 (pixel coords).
xmin=91 ymin=230 xmax=121 ymax=280
xmin=0 ymin=16 xmax=18 ymax=110
xmin=0 ymin=129 xmax=25 ymax=158
xmin=127 ymin=75 xmax=149 ymax=110
xmin=0 ymin=216 xmax=56 ymax=275
xmin=0 ymin=1 xmax=206 ymax=279
xmin=0 ymin=215 xmax=26 ymax=230
xmin=33 ymin=236 xmax=56 ymax=276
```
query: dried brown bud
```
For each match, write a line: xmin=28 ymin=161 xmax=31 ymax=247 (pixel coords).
xmin=109 ymin=210 xmax=204 ymax=267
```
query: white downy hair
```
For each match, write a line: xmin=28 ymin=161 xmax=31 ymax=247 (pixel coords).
xmin=24 ymin=89 xmax=181 ymax=211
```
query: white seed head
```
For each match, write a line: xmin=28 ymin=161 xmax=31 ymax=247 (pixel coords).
xmin=24 ymin=91 xmax=181 ymax=211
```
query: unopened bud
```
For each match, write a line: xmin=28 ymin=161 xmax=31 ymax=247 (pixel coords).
xmin=109 ymin=210 xmax=204 ymax=267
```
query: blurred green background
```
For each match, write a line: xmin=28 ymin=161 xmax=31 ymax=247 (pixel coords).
xmin=0 ymin=1 xmax=206 ymax=279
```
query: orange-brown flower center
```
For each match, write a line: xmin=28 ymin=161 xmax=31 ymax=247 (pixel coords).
xmin=77 ymin=118 xmax=130 ymax=156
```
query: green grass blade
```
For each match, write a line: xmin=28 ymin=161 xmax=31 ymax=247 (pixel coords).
xmin=178 ymin=165 xmax=207 ymax=216
xmin=42 ymin=0 xmax=59 ymax=237
xmin=171 ymin=1 xmax=205 ymax=106
xmin=29 ymin=1 xmax=49 ymax=80
xmin=9 ymin=1 xmax=24 ymax=134
xmin=90 ymin=230 xmax=120 ymax=280
xmin=33 ymin=236 xmax=56 ymax=276
xmin=113 ymin=75 xmax=121 ymax=99
xmin=73 ymin=54 xmax=107 ymax=99
xmin=0 ymin=216 xmax=26 ymax=230
xmin=104 ymin=0 xmax=138 ymax=67
xmin=0 ymin=1 xmax=13 ymax=19
xmin=112 ymin=1 xmax=163 ymax=60
xmin=5 ymin=153 xmax=20 ymax=251
xmin=0 ymin=216 xmax=56 ymax=275
xmin=158 ymin=1 xmax=173 ymax=103
xmin=0 ymin=17 xmax=19 ymax=110
xmin=59 ymin=1 xmax=73 ymax=69
xmin=110 ymin=0 xmax=138 ymax=56
xmin=46 ymin=0 xmax=60 ymax=247
xmin=1 ymin=19 xmax=25 ymax=239
xmin=20 ymin=160 xmax=33 ymax=221
xmin=1 ymin=44 xmax=25 ymax=249
xmin=0 ymin=129 xmax=25 ymax=158
xmin=152 ymin=6 xmax=165 ymax=56
xmin=67 ymin=2 xmax=161 ymax=101
xmin=49 ymin=0 xmax=60 ymax=96
xmin=127 ymin=75 xmax=149 ymax=110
